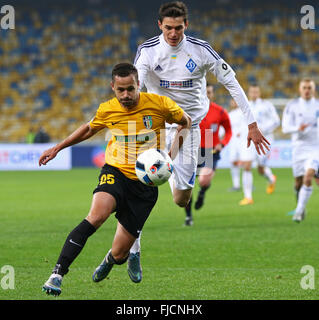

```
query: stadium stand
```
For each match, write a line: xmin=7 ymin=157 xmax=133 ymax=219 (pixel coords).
xmin=0 ymin=0 xmax=318 ymax=142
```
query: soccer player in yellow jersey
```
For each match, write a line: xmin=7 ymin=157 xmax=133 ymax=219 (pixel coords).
xmin=39 ymin=63 xmax=191 ymax=296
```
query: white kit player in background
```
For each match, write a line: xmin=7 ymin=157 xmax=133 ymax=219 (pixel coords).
xmin=228 ymin=99 xmax=255 ymax=204
xmin=127 ymin=1 xmax=270 ymax=282
xmin=282 ymin=78 xmax=319 ymax=222
xmin=248 ymin=85 xmax=280 ymax=194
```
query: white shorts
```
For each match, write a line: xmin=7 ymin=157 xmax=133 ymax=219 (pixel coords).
xmin=165 ymin=126 xmax=200 ymax=190
xmin=229 ymin=138 xmax=255 ymax=163
xmin=292 ymin=148 xmax=319 ymax=177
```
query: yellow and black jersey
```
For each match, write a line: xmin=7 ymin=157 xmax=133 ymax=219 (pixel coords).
xmin=90 ymin=92 xmax=184 ymax=180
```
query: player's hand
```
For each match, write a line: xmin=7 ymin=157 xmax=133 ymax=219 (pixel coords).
xmin=247 ymin=122 xmax=270 ymax=155
xmin=214 ymin=143 xmax=223 ymax=152
xmin=39 ymin=146 xmax=59 ymax=166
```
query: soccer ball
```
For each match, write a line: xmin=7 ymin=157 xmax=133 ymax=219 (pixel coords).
xmin=135 ymin=149 xmax=173 ymax=186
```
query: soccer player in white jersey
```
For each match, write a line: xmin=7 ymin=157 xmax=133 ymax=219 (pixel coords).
xmin=228 ymin=99 xmax=256 ymax=203
xmin=248 ymin=85 xmax=280 ymax=194
xmin=128 ymin=1 xmax=269 ymax=283
xmin=282 ymin=78 xmax=319 ymax=222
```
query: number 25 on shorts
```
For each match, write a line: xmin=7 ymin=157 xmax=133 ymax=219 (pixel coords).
xmin=99 ymin=174 xmax=115 ymax=185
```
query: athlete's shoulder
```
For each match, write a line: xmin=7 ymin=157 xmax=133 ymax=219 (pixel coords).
xmin=137 ymin=36 xmax=160 ymax=51
xmin=134 ymin=36 xmax=161 ymax=64
xmin=97 ymin=97 xmax=118 ymax=113
xmin=211 ymin=102 xmax=224 ymax=111
xmin=185 ymin=35 xmax=220 ymax=59
xmin=285 ymin=98 xmax=299 ymax=110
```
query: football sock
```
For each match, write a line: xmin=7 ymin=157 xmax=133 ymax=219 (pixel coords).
xmin=185 ymin=196 xmax=192 ymax=218
xmin=230 ymin=165 xmax=240 ymax=189
xmin=130 ymin=232 xmax=142 ymax=254
xmin=295 ymin=186 xmax=300 ymax=202
xmin=199 ymin=185 xmax=209 ymax=197
xmin=295 ymin=185 xmax=313 ymax=215
xmin=242 ymin=170 xmax=253 ymax=199
xmin=53 ymin=219 xmax=96 ymax=276
xmin=263 ymin=166 xmax=275 ymax=183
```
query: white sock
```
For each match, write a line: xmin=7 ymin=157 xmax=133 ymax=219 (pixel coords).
xmin=295 ymin=185 xmax=313 ymax=215
xmin=130 ymin=232 xmax=142 ymax=254
xmin=263 ymin=166 xmax=275 ymax=183
xmin=242 ymin=170 xmax=253 ymax=199
xmin=230 ymin=165 xmax=240 ymax=188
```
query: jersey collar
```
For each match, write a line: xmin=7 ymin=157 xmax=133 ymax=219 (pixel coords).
xmin=159 ymin=33 xmax=186 ymax=51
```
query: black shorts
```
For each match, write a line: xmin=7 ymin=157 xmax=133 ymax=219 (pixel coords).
xmin=197 ymin=148 xmax=221 ymax=171
xmin=93 ymin=164 xmax=158 ymax=238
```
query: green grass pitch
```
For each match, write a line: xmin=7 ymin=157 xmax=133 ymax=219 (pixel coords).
xmin=0 ymin=167 xmax=319 ymax=300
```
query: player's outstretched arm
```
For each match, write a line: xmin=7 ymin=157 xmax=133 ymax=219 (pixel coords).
xmin=247 ymin=122 xmax=270 ymax=155
xmin=39 ymin=122 xmax=102 ymax=166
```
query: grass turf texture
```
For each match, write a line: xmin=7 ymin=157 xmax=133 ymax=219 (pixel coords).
xmin=0 ymin=168 xmax=318 ymax=300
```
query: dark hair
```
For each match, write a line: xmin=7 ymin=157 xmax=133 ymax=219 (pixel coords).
xmin=159 ymin=1 xmax=188 ymax=23
xmin=111 ymin=63 xmax=138 ymax=82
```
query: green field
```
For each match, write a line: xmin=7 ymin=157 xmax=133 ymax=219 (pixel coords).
xmin=0 ymin=168 xmax=319 ymax=300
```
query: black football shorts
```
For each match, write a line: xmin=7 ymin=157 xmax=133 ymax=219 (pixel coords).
xmin=93 ymin=164 xmax=158 ymax=238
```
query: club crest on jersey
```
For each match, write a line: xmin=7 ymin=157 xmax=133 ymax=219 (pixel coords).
xmin=186 ymin=58 xmax=197 ymax=73
xmin=143 ymin=115 xmax=153 ymax=129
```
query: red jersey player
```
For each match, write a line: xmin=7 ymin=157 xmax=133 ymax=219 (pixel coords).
xmin=185 ymin=84 xmax=232 ymax=221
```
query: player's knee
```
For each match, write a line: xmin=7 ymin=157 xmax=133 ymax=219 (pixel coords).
xmin=86 ymin=213 xmax=108 ymax=229
xmin=173 ymin=196 xmax=189 ymax=208
xmin=303 ymin=176 xmax=313 ymax=187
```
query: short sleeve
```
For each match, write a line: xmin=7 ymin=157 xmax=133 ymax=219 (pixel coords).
xmin=161 ymin=96 xmax=184 ymax=124
xmin=89 ymin=104 xmax=108 ymax=130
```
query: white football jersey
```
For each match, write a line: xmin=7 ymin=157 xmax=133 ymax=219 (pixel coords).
xmin=134 ymin=34 xmax=255 ymax=126
xmin=249 ymin=98 xmax=280 ymax=139
xmin=282 ymin=97 xmax=319 ymax=149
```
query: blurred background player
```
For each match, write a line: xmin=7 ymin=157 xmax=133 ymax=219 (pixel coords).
xmin=248 ymin=84 xmax=280 ymax=194
xmin=190 ymin=84 xmax=232 ymax=220
xmin=282 ymin=78 xmax=319 ymax=222
xmin=288 ymin=156 xmax=319 ymax=222
xmin=228 ymin=99 xmax=255 ymax=205
xmin=131 ymin=1 xmax=269 ymax=277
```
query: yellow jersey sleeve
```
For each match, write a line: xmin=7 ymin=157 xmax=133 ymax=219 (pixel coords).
xmin=89 ymin=103 xmax=108 ymax=130
xmin=161 ymin=96 xmax=184 ymax=124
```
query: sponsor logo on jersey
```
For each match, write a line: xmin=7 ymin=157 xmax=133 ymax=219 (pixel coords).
xmin=143 ymin=115 xmax=153 ymax=129
xmin=160 ymin=79 xmax=193 ymax=88
xmin=114 ymin=132 xmax=156 ymax=143
xmin=185 ymin=58 xmax=197 ymax=73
